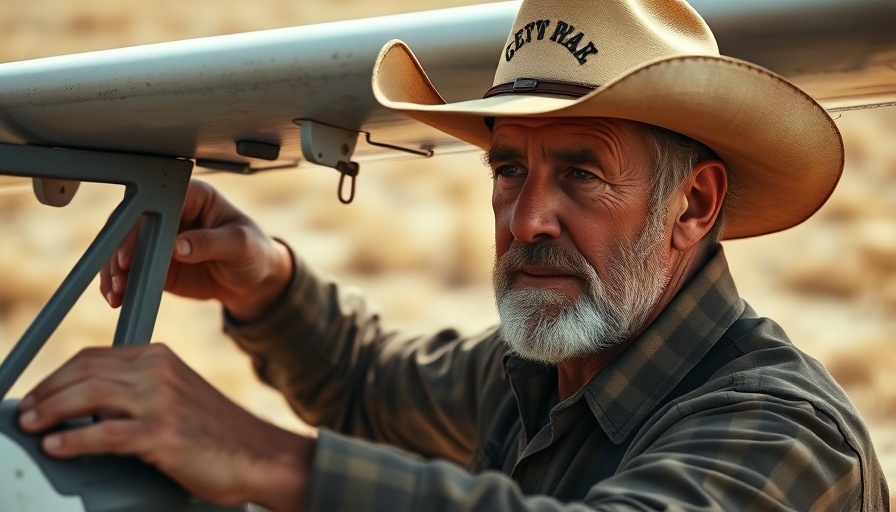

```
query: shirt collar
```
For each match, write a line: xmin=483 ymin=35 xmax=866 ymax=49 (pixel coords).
xmin=504 ymin=246 xmax=745 ymax=444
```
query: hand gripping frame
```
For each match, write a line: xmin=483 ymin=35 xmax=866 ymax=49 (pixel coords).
xmin=0 ymin=143 xmax=193 ymax=398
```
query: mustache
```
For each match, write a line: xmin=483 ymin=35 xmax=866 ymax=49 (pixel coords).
xmin=494 ymin=241 xmax=595 ymax=282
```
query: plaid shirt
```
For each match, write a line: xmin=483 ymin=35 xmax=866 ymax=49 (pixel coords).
xmin=226 ymin=247 xmax=888 ymax=511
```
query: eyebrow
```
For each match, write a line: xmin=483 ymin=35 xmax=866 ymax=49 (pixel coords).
xmin=547 ymin=147 xmax=603 ymax=167
xmin=485 ymin=144 xmax=522 ymax=165
xmin=486 ymin=144 xmax=606 ymax=169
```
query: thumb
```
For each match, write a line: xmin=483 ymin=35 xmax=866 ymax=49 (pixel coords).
xmin=173 ymin=225 xmax=254 ymax=264
xmin=174 ymin=236 xmax=194 ymax=260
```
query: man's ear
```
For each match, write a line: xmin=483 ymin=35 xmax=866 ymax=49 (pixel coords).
xmin=671 ymin=161 xmax=727 ymax=251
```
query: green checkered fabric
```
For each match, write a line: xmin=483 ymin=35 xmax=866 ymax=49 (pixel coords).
xmin=227 ymin=247 xmax=888 ymax=511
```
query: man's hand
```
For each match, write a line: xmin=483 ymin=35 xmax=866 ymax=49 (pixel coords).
xmin=17 ymin=343 xmax=314 ymax=512
xmin=100 ymin=180 xmax=293 ymax=322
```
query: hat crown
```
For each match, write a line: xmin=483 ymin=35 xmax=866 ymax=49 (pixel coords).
xmin=495 ymin=0 xmax=719 ymax=88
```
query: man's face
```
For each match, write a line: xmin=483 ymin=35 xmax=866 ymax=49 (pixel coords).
xmin=489 ymin=117 xmax=673 ymax=363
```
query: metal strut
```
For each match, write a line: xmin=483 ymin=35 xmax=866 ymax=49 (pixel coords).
xmin=0 ymin=143 xmax=194 ymax=399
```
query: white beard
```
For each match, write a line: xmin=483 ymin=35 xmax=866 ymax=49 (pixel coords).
xmin=492 ymin=214 xmax=671 ymax=364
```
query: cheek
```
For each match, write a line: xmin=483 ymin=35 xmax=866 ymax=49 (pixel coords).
xmin=564 ymin=215 xmax=634 ymax=267
xmin=492 ymin=188 xmax=514 ymax=254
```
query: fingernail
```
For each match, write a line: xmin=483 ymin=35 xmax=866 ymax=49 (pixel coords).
xmin=112 ymin=275 xmax=122 ymax=293
xmin=176 ymin=238 xmax=191 ymax=257
xmin=20 ymin=410 xmax=37 ymax=426
xmin=44 ymin=435 xmax=62 ymax=451
xmin=106 ymin=291 xmax=116 ymax=305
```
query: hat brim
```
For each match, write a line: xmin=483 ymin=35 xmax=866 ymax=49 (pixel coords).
xmin=372 ymin=41 xmax=843 ymax=240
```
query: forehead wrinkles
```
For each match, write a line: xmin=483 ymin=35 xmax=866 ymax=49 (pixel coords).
xmin=489 ymin=119 xmax=651 ymax=182
xmin=585 ymin=118 xmax=647 ymax=151
xmin=580 ymin=122 xmax=648 ymax=179
xmin=491 ymin=119 xmax=640 ymax=158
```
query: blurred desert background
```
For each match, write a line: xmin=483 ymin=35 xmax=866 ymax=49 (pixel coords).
xmin=1 ymin=0 xmax=895 ymax=504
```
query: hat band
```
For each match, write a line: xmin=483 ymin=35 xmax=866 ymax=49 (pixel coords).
xmin=483 ymin=77 xmax=597 ymax=99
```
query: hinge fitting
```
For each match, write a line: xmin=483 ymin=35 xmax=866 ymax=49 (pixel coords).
xmin=296 ymin=119 xmax=433 ymax=204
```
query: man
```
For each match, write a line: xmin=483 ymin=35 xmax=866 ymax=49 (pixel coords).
xmin=15 ymin=0 xmax=889 ymax=510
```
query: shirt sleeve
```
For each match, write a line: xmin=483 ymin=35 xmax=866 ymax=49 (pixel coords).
xmin=305 ymin=429 xmax=599 ymax=512
xmin=223 ymin=248 xmax=507 ymax=464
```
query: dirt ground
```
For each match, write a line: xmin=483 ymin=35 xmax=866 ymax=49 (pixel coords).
xmin=2 ymin=0 xmax=896 ymax=504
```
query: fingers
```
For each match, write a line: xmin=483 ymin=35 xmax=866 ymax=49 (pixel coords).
xmin=100 ymin=225 xmax=139 ymax=308
xmin=100 ymin=179 xmax=257 ymax=306
xmin=19 ymin=378 xmax=135 ymax=433
xmin=20 ymin=345 xmax=154 ymax=414
xmin=174 ymin=181 xmax=261 ymax=266
xmin=40 ymin=419 xmax=146 ymax=458
xmin=15 ymin=340 xmax=312 ymax=507
xmin=99 ymin=261 xmax=115 ymax=307
xmin=18 ymin=344 xmax=180 ymax=459
xmin=102 ymin=249 xmax=131 ymax=308
xmin=17 ymin=347 xmax=149 ymax=458
xmin=173 ymin=223 xmax=258 ymax=265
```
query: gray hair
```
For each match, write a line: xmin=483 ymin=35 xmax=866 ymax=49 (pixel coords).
xmin=639 ymin=124 xmax=727 ymax=244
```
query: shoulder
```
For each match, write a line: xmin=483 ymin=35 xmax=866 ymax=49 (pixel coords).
xmin=717 ymin=315 xmax=858 ymax=428
xmin=663 ymin=314 xmax=888 ymax=510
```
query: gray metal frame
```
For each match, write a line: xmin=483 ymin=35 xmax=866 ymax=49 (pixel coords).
xmin=0 ymin=143 xmax=193 ymax=398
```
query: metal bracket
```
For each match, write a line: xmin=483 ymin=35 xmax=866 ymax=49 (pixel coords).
xmin=298 ymin=119 xmax=359 ymax=169
xmin=0 ymin=143 xmax=194 ymax=399
xmin=298 ymin=119 xmax=361 ymax=204
xmin=296 ymin=119 xmax=435 ymax=204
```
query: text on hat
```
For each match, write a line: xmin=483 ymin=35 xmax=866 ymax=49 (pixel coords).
xmin=505 ymin=20 xmax=599 ymax=65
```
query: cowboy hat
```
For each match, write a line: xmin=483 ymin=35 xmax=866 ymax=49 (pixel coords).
xmin=371 ymin=0 xmax=843 ymax=240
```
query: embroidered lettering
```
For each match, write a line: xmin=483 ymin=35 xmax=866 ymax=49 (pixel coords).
xmin=572 ymin=41 xmax=599 ymax=64
xmin=550 ymin=21 xmax=576 ymax=44
xmin=504 ymin=19 xmax=597 ymax=66
xmin=514 ymin=28 xmax=526 ymax=51
xmin=524 ymin=22 xmax=536 ymax=43
xmin=563 ymin=32 xmax=584 ymax=53
xmin=506 ymin=19 xmax=550 ymax=61
xmin=535 ymin=20 xmax=550 ymax=40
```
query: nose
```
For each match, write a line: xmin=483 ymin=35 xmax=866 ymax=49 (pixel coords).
xmin=508 ymin=177 xmax=562 ymax=243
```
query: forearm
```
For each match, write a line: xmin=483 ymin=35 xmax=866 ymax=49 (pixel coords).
xmin=224 ymin=247 xmax=505 ymax=462
xmin=224 ymin=252 xmax=372 ymax=428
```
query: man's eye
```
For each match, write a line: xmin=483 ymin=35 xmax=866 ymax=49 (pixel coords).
xmin=493 ymin=165 xmax=525 ymax=179
xmin=569 ymin=168 xmax=597 ymax=180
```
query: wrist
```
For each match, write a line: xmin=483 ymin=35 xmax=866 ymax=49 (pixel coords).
xmin=250 ymin=430 xmax=316 ymax=512
xmin=224 ymin=240 xmax=294 ymax=323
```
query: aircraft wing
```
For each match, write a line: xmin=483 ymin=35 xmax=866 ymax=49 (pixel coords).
xmin=0 ymin=0 xmax=894 ymax=183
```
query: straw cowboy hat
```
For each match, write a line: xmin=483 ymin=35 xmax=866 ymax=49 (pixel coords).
xmin=372 ymin=0 xmax=843 ymax=240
